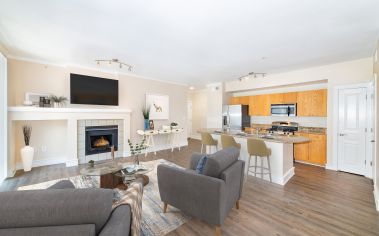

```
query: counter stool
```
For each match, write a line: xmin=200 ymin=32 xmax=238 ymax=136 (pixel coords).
xmin=200 ymin=132 xmax=218 ymax=154
xmin=221 ymin=134 xmax=241 ymax=149
xmin=246 ymin=138 xmax=272 ymax=182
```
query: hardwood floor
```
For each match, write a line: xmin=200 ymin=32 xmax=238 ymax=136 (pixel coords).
xmin=1 ymin=139 xmax=379 ymax=236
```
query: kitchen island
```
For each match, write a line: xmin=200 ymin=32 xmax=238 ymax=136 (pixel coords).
xmin=199 ymin=129 xmax=310 ymax=185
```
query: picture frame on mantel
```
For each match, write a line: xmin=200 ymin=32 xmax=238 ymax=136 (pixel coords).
xmin=146 ymin=93 xmax=169 ymax=120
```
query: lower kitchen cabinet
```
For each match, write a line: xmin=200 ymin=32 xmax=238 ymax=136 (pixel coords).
xmin=294 ymin=133 xmax=326 ymax=166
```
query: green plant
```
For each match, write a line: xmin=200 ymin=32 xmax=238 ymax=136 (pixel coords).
xmin=22 ymin=125 xmax=32 ymax=146
xmin=128 ymin=137 xmax=147 ymax=165
xmin=88 ymin=160 xmax=95 ymax=167
xmin=50 ymin=95 xmax=68 ymax=107
xmin=142 ymin=106 xmax=150 ymax=119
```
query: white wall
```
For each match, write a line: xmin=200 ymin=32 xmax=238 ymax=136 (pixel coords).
xmin=190 ymin=83 xmax=223 ymax=139
xmin=373 ymin=41 xmax=379 ymax=211
xmin=225 ymin=57 xmax=373 ymax=171
xmin=0 ymin=53 xmax=7 ymax=183
xmin=7 ymin=58 xmax=189 ymax=168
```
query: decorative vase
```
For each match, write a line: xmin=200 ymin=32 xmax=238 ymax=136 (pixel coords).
xmin=144 ymin=119 xmax=149 ymax=130
xmin=20 ymin=146 xmax=34 ymax=172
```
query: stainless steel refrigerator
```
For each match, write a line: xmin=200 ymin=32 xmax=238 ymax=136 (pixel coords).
xmin=222 ymin=105 xmax=250 ymax=131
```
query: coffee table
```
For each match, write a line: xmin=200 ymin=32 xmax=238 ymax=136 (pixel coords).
xmin=80 ymin=161 xmax=152 ymax=189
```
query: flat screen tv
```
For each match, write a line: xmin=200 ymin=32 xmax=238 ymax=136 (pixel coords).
xmin=70 ymin=73 xmax=119 ymax=106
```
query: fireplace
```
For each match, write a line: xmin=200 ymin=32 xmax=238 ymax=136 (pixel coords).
xmin=85 ymin=125 xmax=118 ymax=155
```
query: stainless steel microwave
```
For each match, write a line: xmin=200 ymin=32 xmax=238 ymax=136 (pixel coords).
xmin=271 ymin=104 xmax=297 ymax=117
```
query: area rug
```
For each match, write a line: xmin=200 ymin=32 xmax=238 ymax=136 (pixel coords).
xmin=18 ymin=159 xmax=191 ymax=236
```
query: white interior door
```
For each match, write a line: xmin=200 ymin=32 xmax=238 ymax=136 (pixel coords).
xmin=337 ymin=87 xmax=367 ymax=175
xmin=0 ymin=53 xmax=7 ymax=183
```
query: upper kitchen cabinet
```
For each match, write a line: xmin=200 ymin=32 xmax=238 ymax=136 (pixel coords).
xmin=297 ymin=89 xmax=327 ymax=117
xmin=269 ymin=92 xmax=298 ymax=104
xmin=229 ymin=96 xmax=249 ymax=105
xmin=249 ymin=94 xmax=270 ymax=116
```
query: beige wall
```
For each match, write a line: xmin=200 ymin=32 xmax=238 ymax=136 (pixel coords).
xmin=8 ymin=59 xmax=188 ymax=166
xmin=225 ymin=57 xmax=373 ymax=170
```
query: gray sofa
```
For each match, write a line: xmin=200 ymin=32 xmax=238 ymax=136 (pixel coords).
xmin=0 ymin=180 xmax=137 ymax=236
xmin=157 ymin=147 xmax=244 ymax=236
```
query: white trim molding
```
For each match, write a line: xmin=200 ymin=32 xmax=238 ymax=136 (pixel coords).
xmin=16 ymin=157 xmax=66 ymax=170
xmin=374 ymin=186 xmax=379 ymax=212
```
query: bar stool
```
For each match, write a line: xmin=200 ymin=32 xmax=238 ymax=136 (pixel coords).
xmin=221 ymin=134 xmax=241 ymax=149
xmin=200 ymin=132 xmax=218 ymax=154
xmin=246 ymin=138 xmax=272 ymax=182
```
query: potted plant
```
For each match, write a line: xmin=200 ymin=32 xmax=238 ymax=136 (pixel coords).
xmin=20 ymin=125 xmax=33 ymax=172
xmin=50 ymin=95 xmax=68 ymax=108
xmin=88 ymin=160 xmax=95 ymax=168
xmin=142 ymin=106 xmax=150 ymax=130
xmin=128 ymin=137 xmax=147 ymax=166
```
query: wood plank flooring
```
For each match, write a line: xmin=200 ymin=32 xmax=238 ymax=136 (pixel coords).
xmin=1 ymin=139 xmax=378 ymax=236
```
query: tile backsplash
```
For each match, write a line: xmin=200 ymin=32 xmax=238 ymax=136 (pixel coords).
xmin=250 ymin=116 xmax=327 ymax=128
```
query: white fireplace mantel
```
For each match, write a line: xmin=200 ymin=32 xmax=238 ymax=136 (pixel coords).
xmin=7 ymin=106 xmax=132 ymax=177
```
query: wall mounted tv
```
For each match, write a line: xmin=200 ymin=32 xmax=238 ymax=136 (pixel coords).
xmin=70 ymin=73 xmax=119 ymax=106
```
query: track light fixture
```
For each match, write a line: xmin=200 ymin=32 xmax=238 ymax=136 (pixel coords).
xmin=238 ymin=72 xmax=266 ymax=81
xmin=95 ymin=59 xmax=133 ymax=71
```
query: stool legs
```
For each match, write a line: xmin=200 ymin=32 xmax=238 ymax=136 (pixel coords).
xmin=254 ymin=156 xmax=258 ymax=177
xmin=267 ymin=156 xmax=272 ymax=182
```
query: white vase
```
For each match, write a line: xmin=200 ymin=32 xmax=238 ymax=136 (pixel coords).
xmin=20 ymin=146 xmax=34 ymax=172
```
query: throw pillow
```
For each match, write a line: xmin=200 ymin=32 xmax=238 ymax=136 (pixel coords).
xmin=195 ymin=155 xmax=208 ymax=174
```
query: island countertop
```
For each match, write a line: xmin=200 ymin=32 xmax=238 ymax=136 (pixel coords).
xmin=198 ymin=129 xmax=310 ymax=144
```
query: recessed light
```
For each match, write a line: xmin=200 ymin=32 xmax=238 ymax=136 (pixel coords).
xmin=189 ymin=86 xmax=195 ymax=90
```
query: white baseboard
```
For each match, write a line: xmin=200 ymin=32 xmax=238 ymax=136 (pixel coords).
xmin=281 ymin=167 xmax=295 ymax=185
xmin=374 ymin=186 xmax=379 ymax=212
xmin=325 ymin=163 xmax=337 ymax=171
xmin=16 ymin=157 xmax=66 ymax=170
xmin=65 ymin=159 xmax=79 ymax=167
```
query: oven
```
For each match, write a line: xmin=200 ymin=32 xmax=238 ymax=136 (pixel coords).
xmin=270 ymin=104 xmax=297 ymax=117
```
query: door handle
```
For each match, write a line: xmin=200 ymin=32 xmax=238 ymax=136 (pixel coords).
xmin=371 ymin=140 xmax=375 ymax=143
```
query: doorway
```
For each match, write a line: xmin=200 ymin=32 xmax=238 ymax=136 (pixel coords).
xmin=336 ymin=83 xmax=375 ymax=176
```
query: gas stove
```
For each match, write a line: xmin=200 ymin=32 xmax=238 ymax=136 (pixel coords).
xmin=266 ymin=121 xmax=299 ymax=135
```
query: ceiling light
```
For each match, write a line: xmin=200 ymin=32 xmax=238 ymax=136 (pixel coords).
xmin=189 ymin=86 xmax=195 ymax=90
xmin=238 ymin=72 xmax=267 ymax=82
xmin=95 ymin=59 xmax=133 ymax=71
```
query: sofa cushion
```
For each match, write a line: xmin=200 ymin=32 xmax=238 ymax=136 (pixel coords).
xmin=202 ymin=147 xmax=240 ymax=178
xmin=195 ymin=155 xmax=208 ymax=174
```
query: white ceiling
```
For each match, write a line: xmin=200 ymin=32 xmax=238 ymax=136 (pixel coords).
xmin=0 ymin=0 xmax=378 ymax=86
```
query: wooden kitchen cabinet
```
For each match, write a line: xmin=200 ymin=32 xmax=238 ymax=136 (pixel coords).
xmin=294 ymin=133 xmax=310 ymax=162
xmin=249 ymin=94 xmax=270 ymax=116
xmin=308 ymin=133 xmax=327 ymax=165
xmin=269 ymin=92 xmax=298 ymax=104
xmin=229 ymin=96 xmax=249 ymax=105
xmin=294 ymin=132 xmax=326 ymax=166
xmin=297 ymin=89 xmax=327 ymax=117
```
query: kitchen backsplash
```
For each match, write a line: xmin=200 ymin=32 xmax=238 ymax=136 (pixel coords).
xmin=250 ymin=116 xmax=327 ymax=128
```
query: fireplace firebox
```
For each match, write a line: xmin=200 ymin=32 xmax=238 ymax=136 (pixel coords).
xmin=85 ymin=125 xmax=118 ymax=155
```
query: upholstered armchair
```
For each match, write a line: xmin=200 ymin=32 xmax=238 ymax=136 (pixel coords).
xmin=157 ymin=148 xmax=245 ymax=236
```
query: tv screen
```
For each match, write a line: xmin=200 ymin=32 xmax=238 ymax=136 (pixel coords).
xmin=70 ymin=73 xmax=119 ymax=106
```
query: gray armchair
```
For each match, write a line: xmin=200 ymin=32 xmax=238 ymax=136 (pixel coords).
xmin=0 ymin=180 xmax=140 ymax=236
xmin=157 ymin=147 xmax=244 ymax=236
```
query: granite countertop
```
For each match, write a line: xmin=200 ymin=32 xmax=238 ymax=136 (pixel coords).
xmin=198 ymin=129 xmax=310 ymax=144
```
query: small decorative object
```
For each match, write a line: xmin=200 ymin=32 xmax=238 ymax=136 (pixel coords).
xmin=88 ymin=160 xmax=95 ymax=168
xmin=39 ymin=97 xmax=45 ymax=107
xmin=170 ymin=122 xmax=178 ymax=129
xmin=20 ymin=125 xmax=33 ymax=172
xmin=24 ymin=92 xmax=51 ymax=107
xmin=149 ymin=120 xmax=154 ymax=130
xmin=50 ymin=95 xmax=68 ymax=108
xmin=146 ymin=93 xmax=169 ymax=120
xmin=142 ymin=105 xmax=150 ymax=130
xmin=128 ymin=137 xmax=147 ymax=165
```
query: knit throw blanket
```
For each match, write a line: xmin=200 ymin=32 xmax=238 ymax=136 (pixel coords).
xmin=112 ymin=178 xmax=144 ymax=236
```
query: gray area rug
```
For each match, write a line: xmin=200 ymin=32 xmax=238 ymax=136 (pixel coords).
xmin=18 ymin=159 xmax=190 ymax=236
